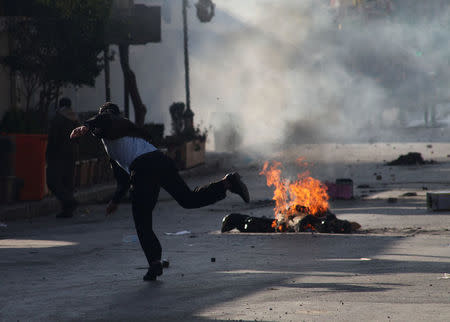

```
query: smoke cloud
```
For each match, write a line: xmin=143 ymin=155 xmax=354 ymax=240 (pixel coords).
xmin=75 ymin=1 xmax=450 ymax=156
xmin=185 ymin=1 xmax=450 ymax=153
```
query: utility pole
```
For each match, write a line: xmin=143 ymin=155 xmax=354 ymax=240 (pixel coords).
xmin=182 ymin=0 xmax=191 ymax=113
xmin=104 ymin=46 xmax=111 ymax=101
xmin=181 ymin=0 xmax=215 ymax=131
xmin=122 ymin=44 xmax=130 ymax=118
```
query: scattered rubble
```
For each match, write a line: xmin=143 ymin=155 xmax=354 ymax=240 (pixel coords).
xmin=164 ymin=230 xmax=191 ymax=236
xmin=387 ymin=152 xmax=435 ymax=166
xmin=122 ymin=235 xmax=138 ymax=243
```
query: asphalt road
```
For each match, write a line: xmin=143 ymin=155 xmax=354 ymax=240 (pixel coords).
xmin=1 ymin=144 xmax=450 ymax=321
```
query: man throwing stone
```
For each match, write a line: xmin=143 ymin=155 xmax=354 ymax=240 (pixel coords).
xmin=70 ymin=102 xmax=250 ymax=281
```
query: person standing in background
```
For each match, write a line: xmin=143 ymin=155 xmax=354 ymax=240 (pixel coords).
xmin=46 ymin=97 xmax=80 ymax=218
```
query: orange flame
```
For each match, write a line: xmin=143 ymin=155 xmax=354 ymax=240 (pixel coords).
xmin=260 ymin=159 xmax=329 ymax=223
xmin=271 ymin=220 xmax=277 ymax=228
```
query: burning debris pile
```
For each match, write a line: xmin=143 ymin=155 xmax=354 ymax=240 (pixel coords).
xmin=221 ymin=212 xmax=360 ymax=233
xmin=260 ymin=158 xmax=331 ymax=232
xmin=221 ymin=158 xmax=361 ymax=234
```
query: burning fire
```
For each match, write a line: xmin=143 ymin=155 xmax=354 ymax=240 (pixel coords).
xmin=260 ymin=158 xmax=329 ymax=231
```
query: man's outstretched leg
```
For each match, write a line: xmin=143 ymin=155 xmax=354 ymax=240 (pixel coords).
xmin=163 ymin=168 xmax=250 ymax=208
xmin=133 ymin=151 xmax=250 ymax=209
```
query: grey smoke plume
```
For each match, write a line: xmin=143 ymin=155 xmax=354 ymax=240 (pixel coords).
xmin=83 ymin=1 xmax=449 ymax=155
xmin=185 ymin=1 xmax=450 ymax=152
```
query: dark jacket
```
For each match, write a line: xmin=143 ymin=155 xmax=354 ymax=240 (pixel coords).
xmin=84 ymin=113 xmax=154 ymax=204
xmin=84 ymin=113 xmax=152 ymax=142
xmin=46 ymin=107 xmax=80 ymax=161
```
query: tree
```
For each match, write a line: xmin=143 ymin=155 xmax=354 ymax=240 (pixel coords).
xmin=118 ymin=44 xmax=147 ymax=127
xmin=2 ymin=0 xmax=112 ymax=117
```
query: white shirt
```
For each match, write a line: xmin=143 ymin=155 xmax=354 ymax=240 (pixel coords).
xmin=102 ymin=137 xmax=157 ymax=174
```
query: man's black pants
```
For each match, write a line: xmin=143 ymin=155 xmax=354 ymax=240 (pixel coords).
xmin=46 ymin=158 xmax=76 ymax=212
xmin=129 ymin=151 xmax=226 ymax=264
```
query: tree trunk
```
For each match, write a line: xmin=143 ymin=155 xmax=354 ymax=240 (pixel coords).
xmin=104 ymin=46 xmax=111 ymax=101
xmin=119 ymin=44 xmax=146 ymax=127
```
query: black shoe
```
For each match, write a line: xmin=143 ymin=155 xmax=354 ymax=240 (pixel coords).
xmin=67 ymin=199 xmax=79 ymax=212
xmin=143 ymin=260 xmax=163 ymax=281
xmin=225 ymin=172 xmax=250 ymax=203
xmin=56 ymin=199 xmax=78 ymax=218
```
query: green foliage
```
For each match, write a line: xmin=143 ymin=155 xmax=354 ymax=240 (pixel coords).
xmin=166 ymin=102 xmax=208 ymax=146
xmin=183 ymin=123 xmax=208 ymax=142
xmin=0 ymin=108 xmax=47 ymax=134
xmin=34 ymin=0 xmax=112 ymax=87
xmin=2 ymin=0 xmax=112 ymax=111
xmin=169 ymin=102 xmax=185 ymax=135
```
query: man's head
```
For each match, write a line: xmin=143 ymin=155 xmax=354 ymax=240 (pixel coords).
xmin=59 ymin=97 xmax=71 ymax=109
xmin=99 ymin=102 xmax=120 ymax=115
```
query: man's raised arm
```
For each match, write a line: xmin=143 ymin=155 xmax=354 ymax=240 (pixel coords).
xmin=70 ymin=125 xmax=89 ymax=139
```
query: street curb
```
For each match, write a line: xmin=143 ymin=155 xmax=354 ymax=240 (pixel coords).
xmin=0 ymin=184 xmax=116 ymax=222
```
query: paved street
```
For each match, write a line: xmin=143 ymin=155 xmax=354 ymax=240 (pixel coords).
xmin=1 ymin=144 xmax=450 ymax=321
xmin=2 ymin=1 xmax=450 ymax=321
